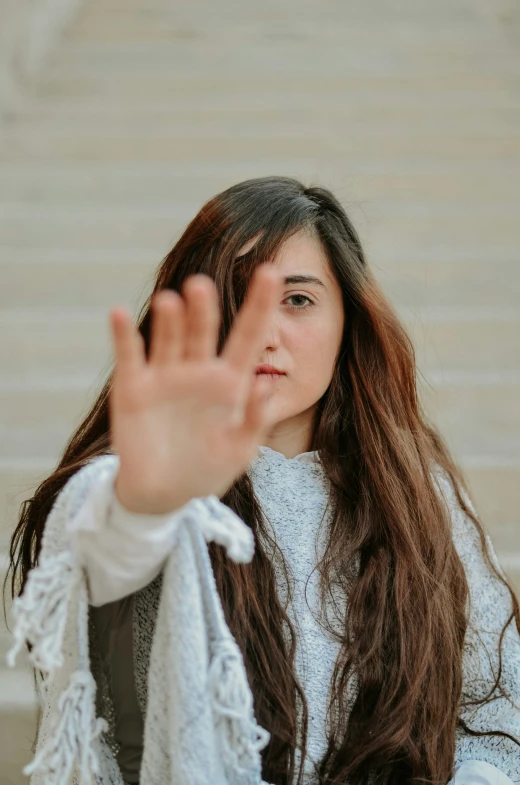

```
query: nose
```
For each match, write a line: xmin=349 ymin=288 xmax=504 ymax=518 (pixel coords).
xmin=261 ymin=311 xmax=281 ymax=353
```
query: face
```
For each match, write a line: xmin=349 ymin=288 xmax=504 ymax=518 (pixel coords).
xmin=241 ymin=229 xmax=345 ymax=456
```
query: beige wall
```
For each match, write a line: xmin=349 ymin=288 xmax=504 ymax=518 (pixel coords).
xmin=0 ymin=0 xmax=84 ymax=118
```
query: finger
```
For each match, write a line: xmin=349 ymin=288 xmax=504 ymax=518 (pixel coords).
xmin=220 ymin=265 xmax=283 ymax=376
xmin=183 ymin=275 xmax=220 ymax=361
xmin=149 ymin=290 xmax=185 ymax=366
xmin=234 ymin=373 xmax=277 ymax=445
xmin=109 ymin=306 xmax=146 ymax=378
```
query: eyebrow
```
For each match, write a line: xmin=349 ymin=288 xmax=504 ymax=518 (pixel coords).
xmin=283 ymin=274 xmax=325 ymax=288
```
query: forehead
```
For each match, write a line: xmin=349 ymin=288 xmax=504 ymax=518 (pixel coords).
xmin=239 ymin=230 xmax=335 ymax=287
xmin=273 ymin=231 xmax=329 ymax=274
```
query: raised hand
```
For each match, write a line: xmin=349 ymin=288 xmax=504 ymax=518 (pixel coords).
xmin=108 ymin=265 xmax=283 ymax=515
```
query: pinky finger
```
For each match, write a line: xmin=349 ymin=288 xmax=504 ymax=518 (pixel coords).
xmin=109 ymin=307 xmax=146 ymax=377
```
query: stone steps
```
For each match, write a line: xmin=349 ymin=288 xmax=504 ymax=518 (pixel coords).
xmin=1 ymin=0 xmax=519 ymax=776
xmin=5 ymin=110 xmax=520 ymax=137
xmin=2 ymin=132 xmax=519 ymax=164
xmin=3 ymin=258 xmax=520 ymax=310
xmin=1 ymin=160 xmax=517 ymax=188
xmin=3 ymin=205 xmax=520 ymax=249
xmin=1 ymin=708 xmax=38 ymax=785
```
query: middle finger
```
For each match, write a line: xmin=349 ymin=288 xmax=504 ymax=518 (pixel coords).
xmin=220 ymin=264 xmax=283 ymax=376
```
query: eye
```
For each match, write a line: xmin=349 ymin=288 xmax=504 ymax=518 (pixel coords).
xmin=284 ymin=294 xmax=314 ymax=311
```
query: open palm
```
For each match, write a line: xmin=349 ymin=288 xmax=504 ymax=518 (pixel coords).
xmin=109 ymin=265 xmax=282 ymax=515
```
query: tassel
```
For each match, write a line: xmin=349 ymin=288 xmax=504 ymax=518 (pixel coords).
xmin=23 ymin=669 xmax=107 ymax=785
xmin=208 ymin=638 xmax=270 ymax=775
xmin=192 ymin=495 xmax=255 ymax=563
xmin=6 ymin=549 xmax=79 ymax=676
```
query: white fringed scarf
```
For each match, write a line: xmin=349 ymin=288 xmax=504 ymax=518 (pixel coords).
xmin=7 ymin=454 xmax=271 ymax=785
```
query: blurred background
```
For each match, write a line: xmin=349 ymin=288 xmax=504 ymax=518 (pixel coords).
xmin=1 ymin=0 xmax=519 ymax=781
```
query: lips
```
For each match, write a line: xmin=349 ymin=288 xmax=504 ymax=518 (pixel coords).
xmin=255 ymin=364 xmax=285 ymax=375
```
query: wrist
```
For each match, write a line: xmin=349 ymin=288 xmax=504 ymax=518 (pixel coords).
xmin=113 ymin=472 xmax=187 ymax=516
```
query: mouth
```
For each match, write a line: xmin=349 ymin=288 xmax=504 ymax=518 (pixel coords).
xmin=255 ymin=364 xmax=286 ymax=377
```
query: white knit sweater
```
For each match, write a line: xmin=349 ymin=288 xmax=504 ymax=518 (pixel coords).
xmin=8 ymin=446 xmax=520 ymax=784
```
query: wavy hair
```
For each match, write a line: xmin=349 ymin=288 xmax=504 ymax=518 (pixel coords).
xmin=5 ymin=176 xmax=520 ymax=785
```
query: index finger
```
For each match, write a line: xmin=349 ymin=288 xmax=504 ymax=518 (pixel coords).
xmin=220 ymin=265 xmax=283 ymax=376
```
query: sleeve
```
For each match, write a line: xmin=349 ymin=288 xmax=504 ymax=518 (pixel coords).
xmin=449 ymin=760 xmax=516 ymax=784
xmin=67 ymin=457 xmax=193 ymax=607
xmin=435 ymin=470 xmax=520 ymax=783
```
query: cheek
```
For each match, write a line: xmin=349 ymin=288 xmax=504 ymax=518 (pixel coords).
xmin=288 ymin=322 xmax=339 ymax=378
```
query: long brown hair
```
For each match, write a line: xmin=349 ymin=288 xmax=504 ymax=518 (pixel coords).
xmin=5 ymin=177 xmax=520 ymax=784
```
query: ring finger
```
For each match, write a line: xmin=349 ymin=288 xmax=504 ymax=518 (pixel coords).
xmin=148 ymin=290 xmax=185 ymax=366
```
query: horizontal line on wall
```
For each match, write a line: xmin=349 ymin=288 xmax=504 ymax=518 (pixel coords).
xmin=422 ymin=371 xmax=520 ymax=387
xmin=1 ymin=246 xmax=520 ymax=266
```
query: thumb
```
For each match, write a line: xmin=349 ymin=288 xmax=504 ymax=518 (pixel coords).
xmin=237 ymin=374 xmax=277 ymax=443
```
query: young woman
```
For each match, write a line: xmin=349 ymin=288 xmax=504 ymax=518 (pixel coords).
xmin=6 ymin=177 xmax=520 ymax=785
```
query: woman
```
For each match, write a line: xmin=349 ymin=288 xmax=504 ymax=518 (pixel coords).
xmin=6 ymin=176 xmax=520 ymax=785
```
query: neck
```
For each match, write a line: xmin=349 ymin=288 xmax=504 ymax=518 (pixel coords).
xmin=260 ymin=406 xmax=316 ymax=459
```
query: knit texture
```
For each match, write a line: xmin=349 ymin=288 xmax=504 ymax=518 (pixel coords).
xmin=248 ymin=446 xmax=520 ymax=782
xmin=7 ymin=454 xmax=270 ymax=785
xmin=7 ymin=447 xmax=520 ymax=783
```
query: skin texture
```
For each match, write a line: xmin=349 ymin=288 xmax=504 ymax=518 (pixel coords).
xmin=243 ymin=229 xmax=345 ymax=460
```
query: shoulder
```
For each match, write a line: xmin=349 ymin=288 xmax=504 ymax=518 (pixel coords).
xmin=431 ymin=464 xmax=517 ymax=639
xmin=430 ymin=463 xmax=493 ymax=568
xmin=61 ymin=453 xmax=120 ymax=512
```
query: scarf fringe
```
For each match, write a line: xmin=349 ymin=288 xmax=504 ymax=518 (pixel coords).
xmin=194 ymin=495 xmax=255 ymax=563
xmin=7 ymin=549 xmax=79 ymax=677
xmin=7 ymin=472 xmax=267 ymax=784
xmin=7 ymin=546 xmax=107 ymax=783
xmin=209 ymin=638 xmax=270 ymax=775
xmin=23 ymin=669 xmax=108 ymax=785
